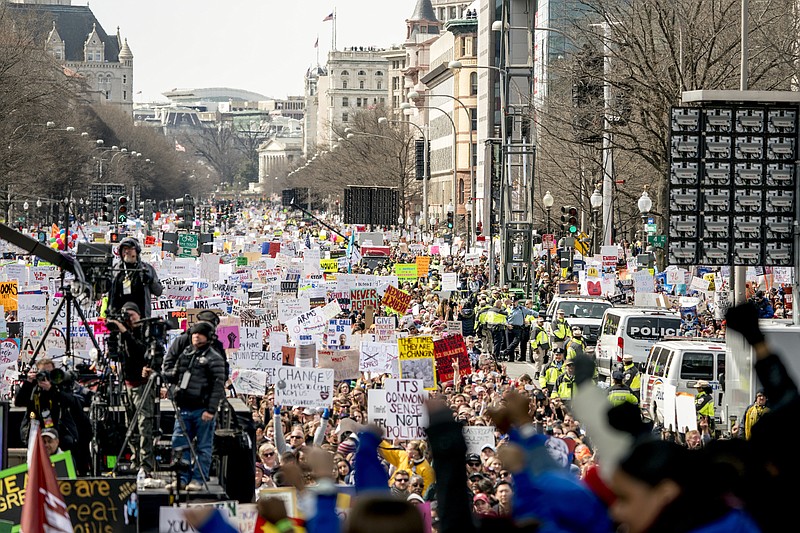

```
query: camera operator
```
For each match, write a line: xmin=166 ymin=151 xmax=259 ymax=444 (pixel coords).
xmin=107 ymin=301 xmax=160 ymax=479
xmin=108 ymin=237 xmax=163 ymax=318
xmin=14 ymin=358 xmax=80 ymax=452
xmin=162 ymin=321 xmax=226 ymax=491
xmin=165 ymin=310 xmax=228 ymax=379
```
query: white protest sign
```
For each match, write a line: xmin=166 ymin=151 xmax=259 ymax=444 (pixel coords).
xmin=632 ymin=270 xmax=655 ymax=294
xmin=463 ymin=426 xmax=496 ymax=455
xmin=285 ymin=307 xmax=328 ymax=337
xmin=228 ymin=350 xmax=282 ymax=371
xmin=239 ymin=327 xmax=264 ymax=352
xmin=368 ymin=389 xmax=388 ymax=425
xmin=675 ymin=394 xmax=698 ymax=432
xmin=0 ymin=339 xmax=20 ymax=365
xmin=359 ymin=341 xmax=399 ymax=374
xmin=274 ymin=367 xmax=334 ymax=408
xmin=231 ymin=368 xmax=269 ymax=396
xmin=441 ymin=273 xmax=457 ymax=292
xmin=381 ymin=378 xmax=428 ymax=440
xmin=690 ymin=276 xmax=710 ymax=292
xmin=17 ymin=293 xmax=47 ymax=335
xmin=666 ymin=268 xmax=686 ymax=286
xmin=164 ymin=282 xmax=195 ymax=303
xmin=278 ymin=299 xmax=309 ymax=323
xmin=318 ymin=349 xmax=360 ymax=381
xmin=374 ymin=316 xmax=395 ymax=342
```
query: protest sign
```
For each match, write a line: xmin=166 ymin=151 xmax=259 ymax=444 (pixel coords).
xmin=415 ymin=256 xmax=431 ymax=278
xmin=394 ymin=263 xmax=418 ymax=282
xmin=350 ymin=288 xmax=380 ymax=313
xmin=318 ymin=349 xmax=360 ymax=381
xmin=281 ymin=346 xmax=296 ymax=365
xmin=285 ymin=306 xmax=328 ymax=337
xmin=433 ymin=335 xmax=471 ymax=383
xmin=274 ymin=367 xmax=334 ymax=408
xmin=632 ymin=270 xmax=655 ymax=294
xmin=228 ymin=350 xmax=282 ymax=371
xmin=380 ymin=379 xmax=428 ymax=440
xmin=374 ymin=316 xmax=395 ymax=342
xmin=367 ymin=389 xmax=388 ymax=425
xmin=445 ymin=321 xmax=462 ymax=335
xmin=320 ymin=259 xmax=339 ymax=273
xmin=239 ymin=327 xmax=264 ymax=352
xmin=16 ymin=293 xmax=47 ymax=336
xmin=381 ymin=285 xmax=411 ymax=315
xmin=398 ymin=336 xmax=436 ymax=390
xmin=0 ymin=281 xmax=18 ymax=312
xmin=0 ymin=338 xmax=20 ymax=364
xmin=327 ymin=319 xmax=352 ymax=349
xmin=441 ymin=273 xmax=457 ymax=291
xmin=463 ymin=426 xmax=496 ymax=455
xmin=231 ymin=368 xmax=269 ymax=396
xmin=217 ymin=325 xmax=241 ymax=350
xmin=359 ymin=341 xmax=399 ymax=374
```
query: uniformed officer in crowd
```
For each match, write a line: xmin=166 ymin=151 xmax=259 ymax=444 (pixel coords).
xmin=608 ymin=371 xmax=639 ymax=407
xmin=621 ymin=354 xmax=641 ymax=402
xmin=550 ymin=309 xmax=571 ymax=350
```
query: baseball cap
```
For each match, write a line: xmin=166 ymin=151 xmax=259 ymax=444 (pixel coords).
xmin=564 ymin=360 xmax=575 ymax=366
xmin=466 ymin=453 xmax=481 ymax=463
xmin=481 ymin=444 xmax=496 ymax=453
xmin=302 ymin=408 xmax=315 ymax=416
xmin=612 ymin=371 xmax=624 ymax=381
xmin=42 ymin=427 xmax=59 ymax=440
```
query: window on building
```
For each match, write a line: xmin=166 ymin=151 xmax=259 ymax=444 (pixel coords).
xmin=343 ymin=80 xmax=348 ymax=89
xmin=439 ymin=7 xmax=445 ymax=20
xmin=470 ymin=107 xmax=477 ymax=131
xmin=376 ymin=71 xmax=383 ymax=76
xmin=377 ymin=81 xmax=382 ymax=90
xmin=472 ymin=142 xmax=477 ymax=167
xmin=359 ymin=80 xmax=365 ymax=89
xmin=123 ymin=74 xmax=127 ymax=84
xmin=380 ymin=97 xmax=385 ymax=104
xmin=123 ymin=90 xmax=127 ymax=100
xmin=343 ymin=97 xmax=349 ymax=107
xmin=392 ymin=77 xmax=399 ymax=90
xmin=341 ymin=70 xmax=350 ymax=76
xmin=470 ymin=72 xmax=478 ymax=95
xmin=393 ymin=96 xmax=399 ymax=108
xmin=356 ymin=98 xmax=362 ymax=107
xmin=459 ymin=179 xmax=465 ymax=204
xmin=358 ymin=70 xmax=366 ymax=76
xmin=342 ymin=112 xmax=349 ymax=122
xmin=449 ymin=7 xmax=457 ymax=19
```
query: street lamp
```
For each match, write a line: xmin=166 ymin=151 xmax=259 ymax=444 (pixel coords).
xmin=637 ymin=188 xmax=652 ymax=253
xmin=543 ymin=191 xmax=554 ymax=275
xmin=590 ymin=185 xmax=603 ymax=255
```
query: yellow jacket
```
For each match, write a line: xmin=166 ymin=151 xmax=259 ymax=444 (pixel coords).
xmin=379 ymin=442 xmax=435 ymax=493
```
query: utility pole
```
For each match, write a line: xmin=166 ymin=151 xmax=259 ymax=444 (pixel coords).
xmin=733 ymin=0 xmax=749 ymax=308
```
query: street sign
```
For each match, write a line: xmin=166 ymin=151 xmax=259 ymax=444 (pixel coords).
xmin=573 ymin=232 xmax=590 ymax=256
xmin=645 ymin=223 xmax=658 ymax=234
xmin=648 ymin=235 xmax=667 ymax=247
xmin=177 ymin=233 xmax=199 ymax=250
xmin=542 ymin=234 xmax=555 ymax=250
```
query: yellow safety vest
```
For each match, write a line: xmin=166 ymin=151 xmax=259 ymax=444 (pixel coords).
xmin=530 ymin=328 xmax=549 ymax=349
xmin=608 ymin=386 xmax=639 ymax=407
xmin=552 ymin=319 xmax=571 ymax=341
xmin=554 ymin=374 xmax=577 ymax=400
xmin=622 ymin=363 xmax=641 ymax=392
xmin=539 ymin=363 xmax=563 ymax=389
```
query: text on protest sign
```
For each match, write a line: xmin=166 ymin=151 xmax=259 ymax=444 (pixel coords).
xmin=398 ymin=336 xmax=437 ymax=390
xmin=433 ymin=335 xmax=472 ymax=383
xmin=359 ymin=341 xmax=399 ymax=374
xmin=274 ymin=366 xmax=334 ymax=408
xmin=381 ymin=285 xmax=412 ymax=315
xmin=463 ymin=426 xmax=497 ymax=455
xmin=318 ymin=349 xmax=360 ymax=381
xmin=380 ymin=379 xmax=428 ymax=440
xmin=350 ymin=288 xmax=380 ymax=313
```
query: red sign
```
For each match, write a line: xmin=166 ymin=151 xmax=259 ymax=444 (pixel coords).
xmin=144 ymin=235 xmax=156 ymax=245
xmin=542 ymin=234 xmax=555 ymax=250
xmin=433 ymin=335 xmax=472 ymax=383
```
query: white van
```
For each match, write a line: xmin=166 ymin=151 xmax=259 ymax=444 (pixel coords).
xmin=641 ymin=340 xmax=726 ymax=428
xmin=595 ymin=308 xmax=682 ymax=378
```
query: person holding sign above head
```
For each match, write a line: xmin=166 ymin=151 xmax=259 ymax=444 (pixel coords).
xmin=162 ymin=321 xmax=226 ymax=491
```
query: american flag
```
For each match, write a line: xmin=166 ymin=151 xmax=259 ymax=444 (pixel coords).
xmin=323 ymin=12 xmax=334 ymax=21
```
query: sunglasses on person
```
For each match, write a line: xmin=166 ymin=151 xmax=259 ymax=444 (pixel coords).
xmin=396 ymin=477 xmax=409 ymax=483
xmin=467 ymin=460 xmax=481 ymax=467
xmin=261 ymin=451 xmax=275 ymax=457
xmin=290 ymin=435 xmax=304 ymax=440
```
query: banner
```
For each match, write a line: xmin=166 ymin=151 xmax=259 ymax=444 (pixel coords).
xmin=433 ymin=335 xmax=471 ymax=383
xmin=381 ymin=286 xmax=411 ymax=315
xmin=350 ymin=288 xmax=380 ymax=313
xmin=274 ymin=367 xmax=334 ymax=408
xmin=398 ymin=336 xmax=436 ymax=390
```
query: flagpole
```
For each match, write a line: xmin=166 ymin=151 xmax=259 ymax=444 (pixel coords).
xmin=333 ymin=8 xmax=337 ymax=51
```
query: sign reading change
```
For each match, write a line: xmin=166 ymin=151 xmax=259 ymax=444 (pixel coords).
xmin=274 ymin=366 xmax=334 ymax=408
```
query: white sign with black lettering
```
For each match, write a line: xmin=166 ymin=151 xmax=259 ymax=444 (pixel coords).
xmin=379 ymin=379 xmax=428 ymax=440
xmin=274 ymin=367 xmax=334 ymax=408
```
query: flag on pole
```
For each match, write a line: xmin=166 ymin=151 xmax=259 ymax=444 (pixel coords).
xmin=175 ymin=139 xmax=186 ymax=152
xmin=323 ymin=12 xmax=334 ymax=21
xmin=20 ymin=422 xmax=72 ymax=533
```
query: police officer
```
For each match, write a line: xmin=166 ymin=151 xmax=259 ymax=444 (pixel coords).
xmin=621 ymin=354 xmax=641 ymax=402
xmin=480 ymin=299 xmax=508 ymax=360
xmin=529 ymin=316 xmax=551 ymax=378
xmin=695 ymin=380 xmax=716 ymax=432
xmin=108 ymin=237 xmax=163 ymax=318
xmin=107 ymin=301 xmax=160 ymax=479
xmin=552 ymin=359 xmax=577 ymax=406
xmin=565 ymin=326 xmax=587 ymax=360
xmin=502 ymin=297 xmax=536 ymax=362
xmin=608 ymin=371 xmax=639 ymax=407
xmin=551 ymin=309 xmax=571 ymax=350
xmin=539 ymin=348 xmax=564 ymax=396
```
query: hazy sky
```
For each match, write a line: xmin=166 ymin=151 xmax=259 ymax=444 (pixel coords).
xmin=86 ymin=0 xmax=418 ymax=103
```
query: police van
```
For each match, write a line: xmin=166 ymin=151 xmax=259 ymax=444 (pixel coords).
xmin=640 ymin=339 xmax=726 ymax=427
xmin=595 ymin=308 xmax=682 ymax=379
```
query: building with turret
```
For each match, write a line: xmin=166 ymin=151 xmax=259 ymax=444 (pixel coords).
xmin=8 ymin=0 xmax=134 ymax=115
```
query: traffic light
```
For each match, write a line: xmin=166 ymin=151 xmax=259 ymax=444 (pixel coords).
xmin=175 ymin=194 xmax=195 ymax=229
xmin=414 ymin=139 xmax=429 ymax=180
xmin=117 ymin=196 xmax=129 ymax=223
xmin=101 ymin=194 xmax=114 ymax=222
xmin=446 ymin=211 xmax=454 ymax=230
xmin=560 ymin=206 xmax=579 ymax=235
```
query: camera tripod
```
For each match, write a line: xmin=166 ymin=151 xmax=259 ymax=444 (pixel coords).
xmin=111 ymin=371 xmax=209 ymax=492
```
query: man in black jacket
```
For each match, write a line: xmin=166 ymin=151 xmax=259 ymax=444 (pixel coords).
xmin=165 ymin=310 xmax=228 ymax=378
xmin=108 ymin=237 xmax=163 ymax=318
xmin=162 ymin=321 xmax=226 ymax=491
